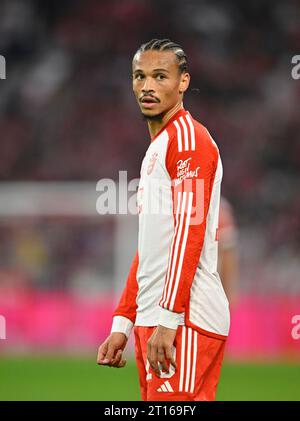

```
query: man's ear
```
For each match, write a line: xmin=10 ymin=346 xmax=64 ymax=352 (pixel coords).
xmin=179 ymin=72 xmax=190 ymax=94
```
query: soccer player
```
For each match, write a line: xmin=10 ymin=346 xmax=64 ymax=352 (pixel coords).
xmin=218 ymin=197 xmax=239 ymax=308
xmin=97 ymin=39 xmax=230 ymax=401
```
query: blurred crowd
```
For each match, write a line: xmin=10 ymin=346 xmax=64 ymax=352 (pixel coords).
xmin=0 ymin=217 xmax=115 ymax=292
xmin=0 ymin=0 xmax=299 ymax=293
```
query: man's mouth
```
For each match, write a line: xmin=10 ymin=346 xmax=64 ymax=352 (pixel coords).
xmin=140 ymin=96 xmax=160 ymax=109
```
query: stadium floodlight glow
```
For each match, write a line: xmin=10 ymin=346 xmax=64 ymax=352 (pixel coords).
xmin=0 ymin=55 xmax=6 ymax=79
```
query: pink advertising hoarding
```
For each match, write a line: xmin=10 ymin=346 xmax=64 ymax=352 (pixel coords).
xmin=0 ymin=289 xmax=300 ymax=358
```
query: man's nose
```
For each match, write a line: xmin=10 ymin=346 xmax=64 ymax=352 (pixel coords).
xmin=141 ymin=77 xmax=155 ymax=93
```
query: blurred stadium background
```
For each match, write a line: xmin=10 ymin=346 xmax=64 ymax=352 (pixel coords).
xmin=0 ymin=0 xmax=300 ymax=400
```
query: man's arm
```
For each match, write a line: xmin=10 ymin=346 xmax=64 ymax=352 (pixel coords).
xmin=148 ymin=124 xmax=220 ymax=376
xmin=111 ymin=251 xmax=139 ymax=337
xmin=159 ymin=130 xmax=219 ymax=326
xmin=218 ymin=199 xmax=239 ymax=307
xmin=97 ymin=251 xmax=139 ymax=367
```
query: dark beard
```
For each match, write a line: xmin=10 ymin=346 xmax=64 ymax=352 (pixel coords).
xmin=142 ymin=112 xmax=164 ymax=122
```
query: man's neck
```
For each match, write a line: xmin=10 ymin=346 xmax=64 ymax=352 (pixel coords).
xmin=147 ymin=103 xmax=184 ymax=140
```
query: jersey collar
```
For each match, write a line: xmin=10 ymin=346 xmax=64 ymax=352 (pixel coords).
xmin=150 ymin=108 xmax=188 ymax=143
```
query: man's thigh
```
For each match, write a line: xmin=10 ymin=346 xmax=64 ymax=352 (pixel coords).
xmin=134 ymin=325 xmax=226 ymax=401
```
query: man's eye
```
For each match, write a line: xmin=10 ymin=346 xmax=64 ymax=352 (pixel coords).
xmin=135 ymin=74 xmax=144 ymax=80
xmin=156 ymin=74 xmax=166 ymax=80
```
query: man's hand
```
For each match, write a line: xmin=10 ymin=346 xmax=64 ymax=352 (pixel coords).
xmin=147 ymin=325 xmax=177 ymax=378
xmin=97 ymin=332 xmax=128 ymax=368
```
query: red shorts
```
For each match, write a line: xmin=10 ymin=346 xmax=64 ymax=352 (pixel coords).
xmin=134 ymin=325 xmax=226 ymax=401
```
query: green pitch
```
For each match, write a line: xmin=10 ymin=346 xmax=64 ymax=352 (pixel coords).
xmin=0 ymin=356 xmax=299 ymax=400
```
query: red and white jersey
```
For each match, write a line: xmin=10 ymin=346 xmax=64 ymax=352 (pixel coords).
xmin=112 ymin=108 xmax=230 ymax=340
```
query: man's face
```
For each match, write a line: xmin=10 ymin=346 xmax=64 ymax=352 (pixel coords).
xmin=132 ymin=50 xmax=189 ymax=119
